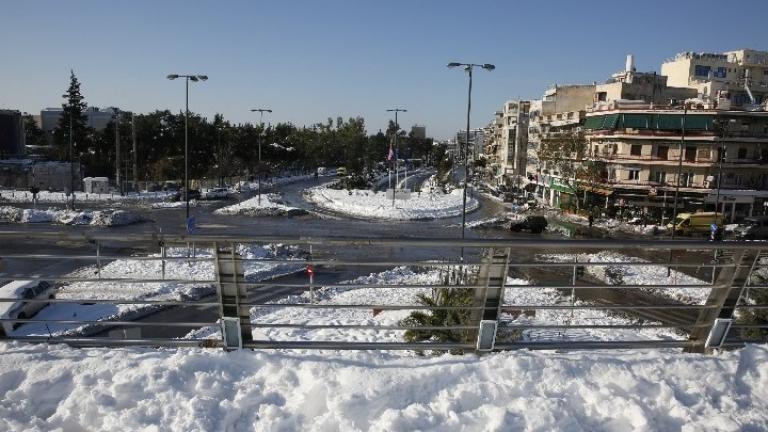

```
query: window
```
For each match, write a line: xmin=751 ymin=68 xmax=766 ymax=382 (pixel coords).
xmin=685 ymin=146 xmax=697 ymax=161
xmin=738 ymin=148 xmax=748 ymax=159
xmin=657 ymin=145 xmax=669 ymax=159
xmin=695 ymin=65 xmax=712 ymax=77
xmin=714 ymin=67 xmax=727 ymax=78
xmin=652 ymin=171 xmax=666 ymax=184
xmin=597 ymin=92 xmax=607 ymax=102
xmin=627 ymin=168 xmax=640 ymax=181
xmin=698 ymin=148 xmax=711 ymax=160
xmin=630 ymin=144 xmax=642 ymax=156
xmin=680 ymin=172 xmax=694 ymax=187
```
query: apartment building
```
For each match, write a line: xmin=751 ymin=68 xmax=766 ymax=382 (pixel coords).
xmin=483 ymin=100 xmax=530 ymax=187
xmin=584 ymin=104 xmax=768 ymax=221
xmin=661 ymin=49 xmax=768 ymax=110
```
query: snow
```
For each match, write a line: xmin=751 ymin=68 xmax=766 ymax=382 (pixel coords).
xmin=234 ymin=174 xmax=313 ymax=192
xmin=0 ymin=189 xmax=174 ymax=204
xmin=3 ymin=264 xmax=768 ymax=430
xmin=12 ymin=244 xmax=309 ymax=337
xmin=215 ymin=194 xmax=307 ymax=217
xmin=551 ymin=211 xmax=669 ymax=236
xmin=0 ymin=341 xmax=766 ymax=430
xmin=304 ymin=185 xmax=479 ymax=220
xmin=0 ymin=206 xmax=144 ymax=226
xmin=150 ymin=200 xmax=200 ymax=209
xmin=541 ymin=251 xmax=711 ymax=304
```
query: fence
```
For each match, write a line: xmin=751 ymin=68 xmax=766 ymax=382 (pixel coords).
xmin=0 ymin=230 xmax=766 ymax=353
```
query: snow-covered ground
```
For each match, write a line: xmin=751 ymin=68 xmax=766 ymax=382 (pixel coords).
xmin=1 ymin=338 xmax=766 ymax=430
xmin=234 ymin=174 xmax=313 ymax=192
xmin=541 ymin=251 xmax=711 ymax=304
xmin=12 ymin=244 xmax=308 ymax=337
xmin=304 ymin=185 xmax=479 ymax=220
xmin=548 ymin=210 xmax=669 ymax=237
xmin=0 ymin=189 xmax=174 ymax=204
xmin=215 ymin=194 xmax=307 ymax=217
xmin=150 ymin=199 xmax=201 ymax=209
xmin=0 ymin=206 xmax=144 ymax=226
xmin=3 ymin=265 xmax=767 ymax=430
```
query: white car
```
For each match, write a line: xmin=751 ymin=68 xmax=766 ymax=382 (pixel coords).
xmin=202 ymin=187 xmax=229 ymax=200
xmin=0 ymin=280 xmax=55 ymax=334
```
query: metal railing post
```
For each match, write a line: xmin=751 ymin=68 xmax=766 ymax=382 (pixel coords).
xmin=687 ymin=249 xmax=761 ymax=353
xmin=214 ymin=242 xmax=252 ymax=350
xmin=471 ymin=247 xmax=511 ymax=352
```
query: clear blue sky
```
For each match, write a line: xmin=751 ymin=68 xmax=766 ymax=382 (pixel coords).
xmin=1 ymin=0 xmax=767 ymax=139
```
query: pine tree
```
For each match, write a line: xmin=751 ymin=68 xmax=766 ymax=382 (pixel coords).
xmin=53 ymin=70 xmax=89 ymax=160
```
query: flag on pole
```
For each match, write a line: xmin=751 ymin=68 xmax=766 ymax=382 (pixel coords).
xmin=387 ymin=144 xmax=394 ymax=161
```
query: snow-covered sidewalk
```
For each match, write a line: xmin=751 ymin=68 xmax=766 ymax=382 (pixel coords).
xmin=0 ymin=206 xmax=144 ymax=226
xmin=304 ymin=185 xmax=479 ymax=220
xmin=215 ymin=194 xmax=307 ymax=217
xmin=0 ymin=342 xmax=766 ymax=431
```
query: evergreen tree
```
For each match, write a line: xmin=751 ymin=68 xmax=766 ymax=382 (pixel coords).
xmin=53 ymin=70 xmax=89 ymax=161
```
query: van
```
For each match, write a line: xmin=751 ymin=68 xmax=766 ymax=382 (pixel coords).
xmin=337 ymin=167 xmax=348 ymax=177
xmin=317 ymin=167 xmax=327 ymax=176
xmin=667 ymin=212 xmax=723 ymax=235
xmin=0 ymin=280 xmax=55 ymax=334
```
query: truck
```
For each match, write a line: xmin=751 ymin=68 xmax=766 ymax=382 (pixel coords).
xmin=667 ymin=212 xmax=723 ymax=236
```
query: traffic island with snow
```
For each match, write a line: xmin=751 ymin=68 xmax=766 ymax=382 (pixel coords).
xmin=0 ymin=206 xmax=145 ymax=227
xmin=304 ymin=185 xmax=479 ymax=220
xmin=215 ymin=194 xmax=308 ymax=217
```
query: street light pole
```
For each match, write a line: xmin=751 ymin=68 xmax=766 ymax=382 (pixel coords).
xmin=251 ymin=108 xmax=272 ymax=205
xmin=447 ymin=62 xmax=495 ymax=260
xmin=387 ymin=108 xmax=407 ymax=207
xmin=167 ymin=74 xmax=208 ymax=225
xmin=670 ymin=104 xmax=687 ymax=241
xmin=114 ymin=108 xmax=121 ymax=195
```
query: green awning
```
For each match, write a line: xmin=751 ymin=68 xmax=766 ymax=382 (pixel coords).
xmin=601 ymin=114 xmax=619 ymax=129
xmin=655 ymin=114 xmax=683 ymax=130
xmin=684 ymin=115 xmax=714 ymax=131
xmin=620 ymin=114 xmax=652 ymax=129
xmin=583 ymin=116 xmax=603 ymax=129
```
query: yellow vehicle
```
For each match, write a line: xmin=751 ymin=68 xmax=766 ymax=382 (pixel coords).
xmin=336 ymin=167 xmax=348 ymax=177
xmin=667 ymin=212 xmax=723 ymax=235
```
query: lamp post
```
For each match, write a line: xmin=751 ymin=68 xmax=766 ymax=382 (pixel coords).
xmin=670 ymin=103 xmax=688 ymax=241
xmin=251 ymin=108 xmax=272 ymax=205
xmin=113 ymin=108 xmax=122 ymax=195
xmin=167 ymin=74 xmax=208 ymax=224
xmin=387 ymin=108 xmax=407 ymax=207
xmin=714 ymin=118 xmax=736 ymax=217
xmin=447 ymin=62 xmax=495 ymax=259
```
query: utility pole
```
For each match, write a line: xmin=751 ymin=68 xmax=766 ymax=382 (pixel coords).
xmin=251 ymin=108 xmax=272 ymax=206
xmin=114 ymin=109 xmax=121 ymax=195
xmin=387 ymin=108 xmax=407 ymax=207
xmin=132 ymin=113 xmax=137 ymax=192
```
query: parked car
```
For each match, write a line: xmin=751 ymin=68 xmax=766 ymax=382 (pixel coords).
xmin=0 ymin=280 xmax=55 ymax=334
xmin=201 ymin=187 xmax=229 ymax=200
xmin=667 ymin=212 xmax=723 ymax=236
xmin=172 ymin=188 xmax=202 ymax=202
xmin=317 ymin=167 xmax=327 ymax=176
xmin=733 ymin=216 xmax=768 ymax=240
xmin=510 ymin=215 xmax=548 ymax=233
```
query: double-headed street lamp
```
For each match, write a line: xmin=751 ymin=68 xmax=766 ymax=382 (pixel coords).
xmin=447 ymin=62 xmax=495 ymax=258
xmin=251 ymin=108 xmax=272 ymax=205
xmin=167 ymin=73 xmax=208 ymax=224
xmin=387 ymin=108 xmax=407 ymax=207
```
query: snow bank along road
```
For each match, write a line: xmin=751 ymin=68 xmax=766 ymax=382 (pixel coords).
xmin=0 ymin=342 xmax=766 ymax=431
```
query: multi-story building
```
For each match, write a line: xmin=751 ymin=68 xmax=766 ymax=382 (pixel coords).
xmin=40 ymin=106 xmax=117 ymax=132
xmin=411 ymin=125 xmax=426 ymax=140
xmin=661 ymin=49 xmax=768 ymax=110
xmin=481 ymin=100 xmax=530 ymax=188
xmin=0 ymin=110 xmax=25 ymax=158
xmin=583 ymin=103 xmax=768 ymax=222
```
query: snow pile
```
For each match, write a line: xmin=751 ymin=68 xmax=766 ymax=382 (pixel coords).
xmin=552 ymin=211 xmax=669 ymax=237
xmin=234 ymin=174 xmax=313 ymax=192
xmin=0 ymin=189 xmax=174 ymax=204
xmin=150 ymin=200 xmax=202 ymax=209
xmin=541 ymin=251 xmax=711 ymax=304
xmin=0 ymin=206 xmax=144 ymax=227
xmin=12 ymin=244 xmax=308 ymax=337
xmin=0 ymin=342 xmax=766 ymax=431
xmin=215 ymin=194 xmax=307 ymax=217
xmin=304 ymin=185 xmax=479 ymax=220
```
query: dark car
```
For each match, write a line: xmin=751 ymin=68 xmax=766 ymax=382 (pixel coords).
xmin=734 ymin=216 xmax=768 ymax=240
xmin=172 ymin=188 xmax=201 ymax=202
xmin=510 ymin=215 xmax=548 ymax=233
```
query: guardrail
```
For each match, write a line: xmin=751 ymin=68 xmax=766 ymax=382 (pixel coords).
xmin=0 ymin=230 xmax=766 ymax=353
